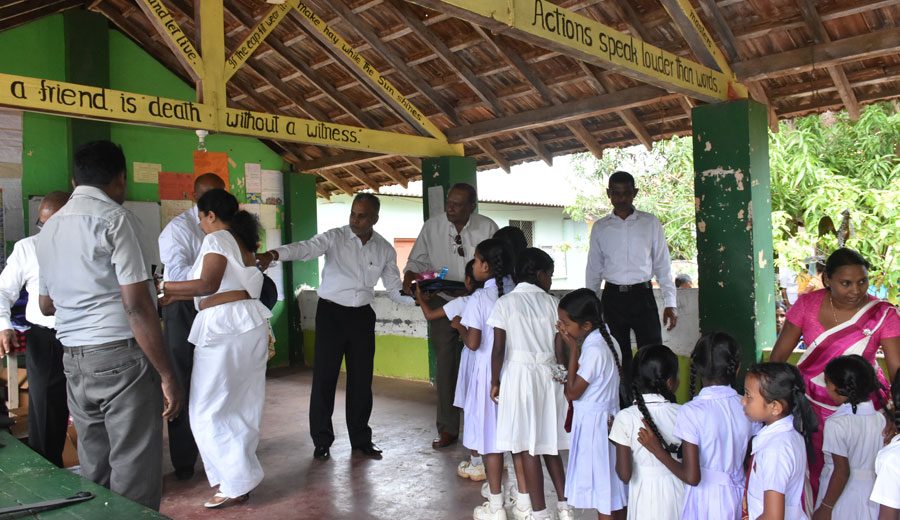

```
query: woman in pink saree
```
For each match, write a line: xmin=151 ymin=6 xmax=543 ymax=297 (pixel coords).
xmin=771 ymin=248 xmax=900 ymax=500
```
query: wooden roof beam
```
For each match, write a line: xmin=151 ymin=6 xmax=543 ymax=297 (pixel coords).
xmin=344 ymin=165 xmax=382 ymax=192
xmin=734 ymin=27 xmax=900 ymax=82
xmin=223 ymin=1 xmax=382 ymax=129
xmin=446 ymin=85 xmax=672 ymax=142
xmin=295 ymin=151 xmax=386 ymax=171
xmin=695 ymin=0 xmax=777 ymax=131
xmin=321 ymin=0 xmax=459 ymax=125
xmin=372 ymin=160 xmax=409 ymax=188
xmin=579 ymin=63 xmax=653 ymax=150
xmin=796 ymin=0 xmax=861 ymax=120
xmin=657 ymin=0 xmax=732 ymax=74
xmin=318 ymin=170 xmax=357 ymax=196
xmin=477 ymin=141 xmax=511 ymax=173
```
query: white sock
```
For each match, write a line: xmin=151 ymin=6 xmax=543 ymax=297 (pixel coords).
xmin=515 ymin=492 xmax=532 ymax=511
xmin=471 ymin=455 xmax=483 ymax=466
xmin=531 ymin=508 xmax=551 ymax=520
xmin=488 ymin=493 xmax=503 ymax=512
xmin=557 ymin=500 xmax=570 ymax=511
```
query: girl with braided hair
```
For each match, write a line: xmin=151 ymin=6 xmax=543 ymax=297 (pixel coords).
xmin=490 ymin=248 xmax=572 ymax=520
xmin=637 ymin=332 xmax=752 ymax=519
xmin=742 ymin=362 xmax=818 ymax=520
xmin=870 ymin=370 xmax=900 ymax=517
xmin=609 ymin=344 xmax=683 ymax=520
xmin=813 ymin=355 xmax=884 ymax=519
xmin=462 ymin=239 xmax=517 ymax=520
xmin=557 ymin=288 xmax=627 ymax=519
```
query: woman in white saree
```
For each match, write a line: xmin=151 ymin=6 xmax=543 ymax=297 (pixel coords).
xmin=158 ymin=189 xmax=271 ymax=508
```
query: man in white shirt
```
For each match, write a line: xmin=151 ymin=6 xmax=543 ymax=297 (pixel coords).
xmin=258 ymin=193 xmax=413 ymax=460
xmin=401 ymin=183 xmax=498 ymax=449
xmin=157 ymin=172 xmax=225 ymax=481
xmin=0 ymin=192 xmax=69 ymax=467
xmin=586 ymin=170 xmax=678 ymax=382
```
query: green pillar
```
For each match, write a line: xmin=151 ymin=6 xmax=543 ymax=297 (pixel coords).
xmin=63 ymin=11 xmax=111 ymax=152
xmin=420 ymin=156 xmax=477 ymax=381
xmin=692 ymin=99 xmax=776 ymax=372
xmin=281 ymin=171 xmax=318 ymax=367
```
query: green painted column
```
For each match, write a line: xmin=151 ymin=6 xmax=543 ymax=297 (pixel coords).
xmin=420 ymin=156 xmax=477 ymax=381
xmin=281 ymin=171 xmax=318 ymax=367
xmin=63 ymin=11 xmax=111 ymax=154
xmin=692 ymin=99 xmax=776 ymax=372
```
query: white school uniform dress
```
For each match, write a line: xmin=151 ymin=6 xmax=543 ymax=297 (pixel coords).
xmin=746 ymin=415 xmax=809 ymax=520
xmin=871 ymin=434 xmax=900 ymax=510
xmin=564 ymin=329 xmax=627 ymax=514
xmin=817 ymin=401 xmax=884 ymax=519
xmin=673 ymin=385 xmax=753 ymax=520
xmin=187 ymin=231 xmax=272 ymax=498
xmin=489 ymin=282 xmax=569 ymax=455
xmin=609 ymin=394 xmax=684 ymax=520
xmin=443 ymin=295 xmax=473 ymax=409
xmin=459 ymin=277 xmax=514 ymax=455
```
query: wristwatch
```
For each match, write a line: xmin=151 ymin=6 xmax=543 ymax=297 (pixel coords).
xmin=269 ymin=250 xmax=279 ymax=262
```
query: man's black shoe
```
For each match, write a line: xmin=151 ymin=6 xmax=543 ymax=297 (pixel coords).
xmin=174 ymin=466 xmax=194 ymax=481
xmin=352 ymin=443 xmax=383 ymax=459
xmin=313 ymin=446 xmax=330 ymax=460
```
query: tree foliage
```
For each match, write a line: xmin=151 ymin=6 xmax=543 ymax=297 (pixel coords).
xmin=566 ymin=102 xmax=899 ymax=302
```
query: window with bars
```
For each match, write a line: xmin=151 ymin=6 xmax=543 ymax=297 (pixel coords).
xmin=509 ymin=220 xmax=534 ymax=247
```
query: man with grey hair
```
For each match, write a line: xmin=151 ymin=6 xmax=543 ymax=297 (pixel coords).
xmin=0 ymin=191 xmax=70 ymax=467
xmin=258 ymin=193 xmax=413 ymax=460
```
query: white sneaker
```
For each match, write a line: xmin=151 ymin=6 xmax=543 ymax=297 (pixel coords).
xmin=474 ymin=501 xmax=508 ymax=520
xmin=556 ymin=506 xmax=577 ymax=520
xmin=481 ymin=482 xmax=520 ymax=508
xmin=458 ymin=460 xmax=487 ymax=481
xmin=511 ymin=505 xmax=533 ymax=520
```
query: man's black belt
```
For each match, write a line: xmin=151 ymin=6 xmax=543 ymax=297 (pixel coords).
xmin=606 ymin=281 xmax=652 ymax=292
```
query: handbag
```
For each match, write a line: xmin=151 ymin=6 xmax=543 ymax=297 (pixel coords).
xmin=259 ymin=273 xmax=277 ymax=310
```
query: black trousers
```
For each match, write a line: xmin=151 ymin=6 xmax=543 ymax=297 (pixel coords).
xmin=601 ymin=284 xmax=662 ymax=387
xmin=161 ymin=300 xmax=198 ymax=470
xmin=25 ymin=325 xmax=68 ymax=467
xmin=310 ymin=299 xmax=376 ymax=449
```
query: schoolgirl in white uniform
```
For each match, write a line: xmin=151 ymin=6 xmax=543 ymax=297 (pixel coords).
xmin=814 ymin=355 xmax=884 ymax=519
xmin=490 ymin=248 xmax=572 ymax=520
xmin=610 ymin=344 xmax=684 ymax=520
xmin=638 ymin=332 xmax=752 ymax=520
xmin=742 ymin=362 xmax=818 ymax=520
xmin=870 ymin=370 xmax=900 ymax=519
xmin=557 ymin=288 xmax=627 ymax=519
xmin=416 ymin=259 xmax=485 ymax=480
xmin=461 ymin=239 xmax=516 ymax=520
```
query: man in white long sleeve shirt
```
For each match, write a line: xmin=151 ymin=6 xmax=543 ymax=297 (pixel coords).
xmin=157 ymin=172 xmax=224 ymax=480
xmin=258 ymin=193 xmax=413 ymax=460
xmin=0 ymin=192 xmax=69 ymax=466
xmin=585 ymin=170 xmax=678 ymax=384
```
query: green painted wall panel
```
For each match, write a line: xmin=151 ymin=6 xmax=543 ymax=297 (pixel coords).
xmin=302 ymin=331 xmax=431 ymax=381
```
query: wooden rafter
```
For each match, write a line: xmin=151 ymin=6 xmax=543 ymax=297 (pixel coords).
xmin=796 ymin=0 xmax=861 ymax=120
xmin=344 ymin=165 xmax=382 ymax=192
xmin=734 ymin=27 xmax=900 ymax=82
xmin=579 ymin=62 xmax=653 ymax=151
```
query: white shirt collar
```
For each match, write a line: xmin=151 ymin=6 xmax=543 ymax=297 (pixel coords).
xmin=752 ymin=415 xmax=796 ymax=454
xmin=73 ymin=185 xmax=118 ymax=205
xmin=696 ymin=385 xmax=739 ymax=400
xmin=831 ymin=400 xmax=876 ymax=418
xmin=639 ymin=393 xmax=670 ymax=404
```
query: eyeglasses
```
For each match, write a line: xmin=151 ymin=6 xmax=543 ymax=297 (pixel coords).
xmin=452 ymin=233 xmax=464 ymax=257
xmin=35 ymin=217 xmax=44 ymax=230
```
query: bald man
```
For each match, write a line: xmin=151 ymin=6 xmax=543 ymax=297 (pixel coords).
xmin=0 ymin=191 xmax=70 ymax=466
xmin=158 ymin=172 xmax=225 ymax=480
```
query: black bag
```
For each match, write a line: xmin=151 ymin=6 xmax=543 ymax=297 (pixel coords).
xmin=259 ymin=274 xmax=278 ymax=310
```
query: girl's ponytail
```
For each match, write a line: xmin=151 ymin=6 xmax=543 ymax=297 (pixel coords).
xmin=632 ymin=345 xmax=681 ymax=456
xmin=790 ymin=382 xmax=818 ymax=464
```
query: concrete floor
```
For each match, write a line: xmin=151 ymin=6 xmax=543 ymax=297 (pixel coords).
xmin=158 ymin=368 xmax=571 ymax=520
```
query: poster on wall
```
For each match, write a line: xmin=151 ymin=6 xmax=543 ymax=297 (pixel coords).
xmin=261 ymin=169 xmax=283 ymax=205
xmin=133 ymin=162 xmax=161 ymax=184
xmin=193 ymin=150 xmax=229 ymax=187
xmin=161 ymin=199 xmax=193 ymax=228
xmin=0 ymin=178 xmax=23 ymax=243
xmin=158 ymin=172 xmax=194 ymax=200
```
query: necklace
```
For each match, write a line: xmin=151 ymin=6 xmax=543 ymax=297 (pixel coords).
xmin=829 ymin=294 xmax=862 ymax=326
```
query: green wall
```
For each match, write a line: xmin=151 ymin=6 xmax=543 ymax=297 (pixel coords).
xmin=0 ymin=13 xmax=316 ymax=366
